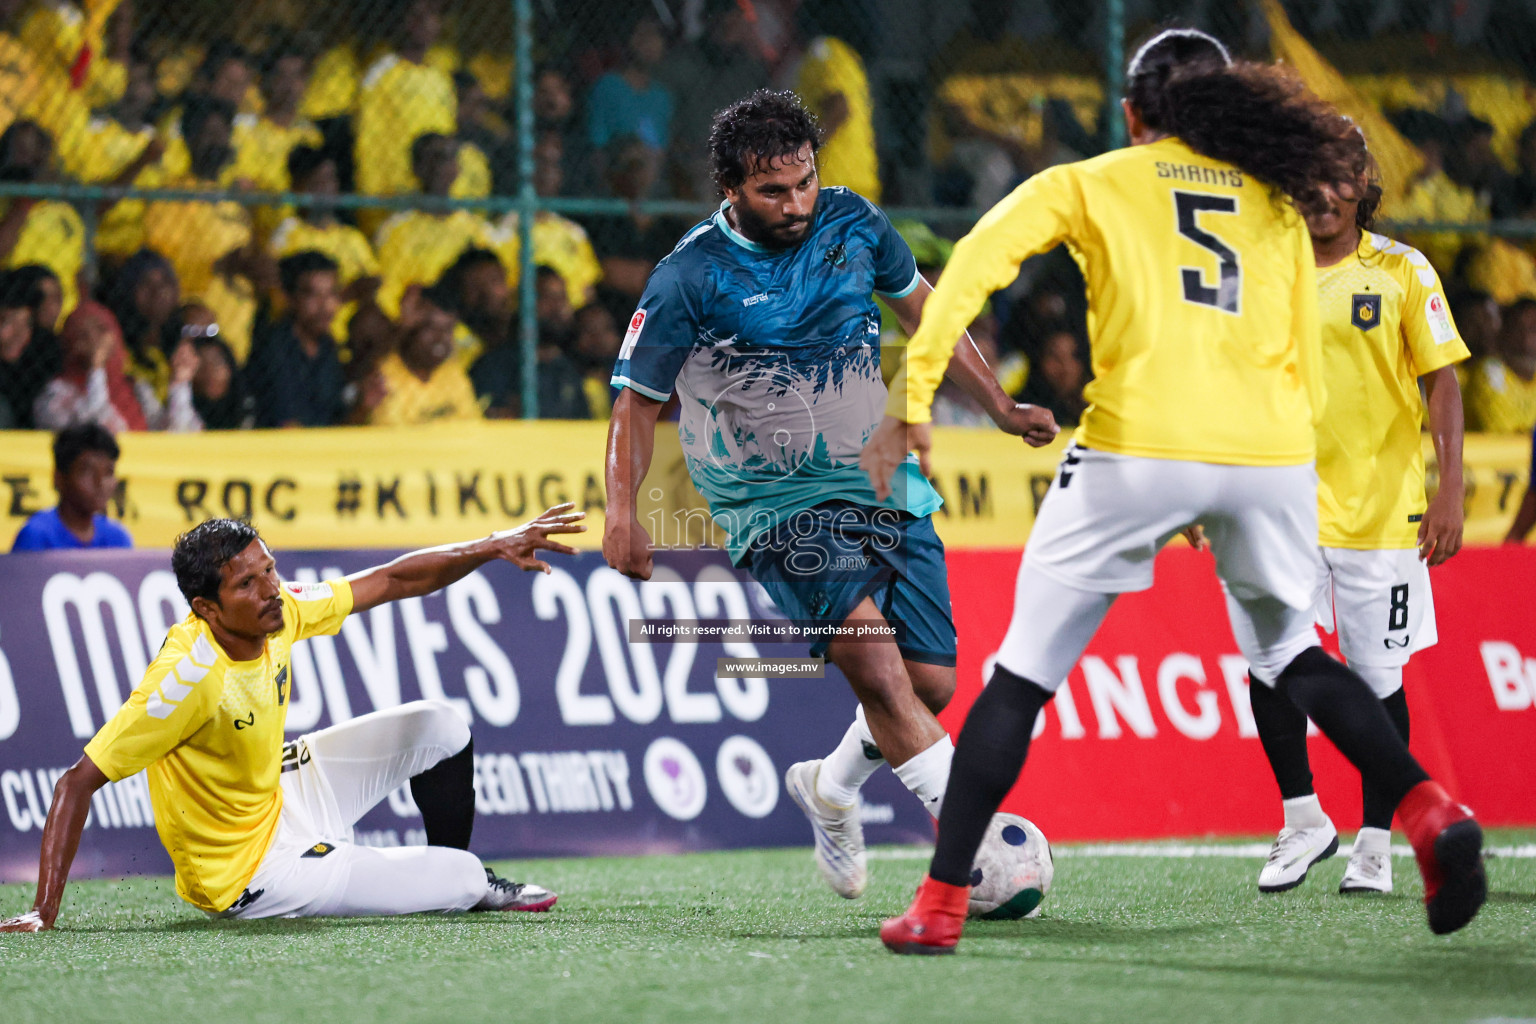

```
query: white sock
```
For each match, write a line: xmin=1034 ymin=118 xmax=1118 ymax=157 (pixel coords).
xmin=1353 ymin=826 xmax=1392 ymax=855
xmin=892 ymin=733 xmax=954 ymax=819
xmin=816 ymin=705 xmax=885 ymax=808
xmin=1282 ymin=793 xmax=1328 ymax=830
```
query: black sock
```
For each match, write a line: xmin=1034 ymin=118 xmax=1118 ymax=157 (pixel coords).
xmin=1360 ymin=687 xmax=1411 ymax=830
xmin=1249 ymin=672 xmax=1315 ymax=801
xmin=410 ymin=737 xmax=476 ymax=850
xmin=1276 ymin=649 xmax=1428 ymax=815
xmin=929 ymin=665 xmax=1053 ymax=887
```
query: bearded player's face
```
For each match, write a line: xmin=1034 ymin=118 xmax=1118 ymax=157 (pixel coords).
xmin=725 ymin=143 xmax=819 ymax=250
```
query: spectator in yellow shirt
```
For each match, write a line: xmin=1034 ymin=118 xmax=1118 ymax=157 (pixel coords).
xmin=0 ymin=120 xmax=83 ymax=321
xmin=236 ymin=38 xmax=324 ymax=242
xmin=270 ymin=146 xmax=382 ymax=313
xmin=450 ymin=69 xmax=506 ymax=200
xmin=355 ymin=0 xmax=456 ymax=234
xmin=1466 ymin=297 xmax=1536 ymax=434
xmin=495 ymin=131 xmax=602 ymax=309
xmin=18 ymin=0 xmax=133 ymax=112
xmin=142 ymin=97 xmax=277 ymax=363
xmin=374 ymin=133 xmax=499 ymax=318
xmin=795 ymin=34 xmax=880 ymax=201
xmin=362 ymin=283 xmax=481 ymax=426
xmin=1392 ymin=109 xmax=1485 ymax=273
xmin=159 ymin=40 xmax=257 ymax=175
xmin=77 ymin=54 xmax=169 ymax=260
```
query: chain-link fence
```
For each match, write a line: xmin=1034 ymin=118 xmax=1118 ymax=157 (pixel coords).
xmin=1 ymin=0 xmax=1534 ymax=436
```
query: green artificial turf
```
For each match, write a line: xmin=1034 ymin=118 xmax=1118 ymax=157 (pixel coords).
xmin=2 ymin=836 xmax=1534 ymax=1024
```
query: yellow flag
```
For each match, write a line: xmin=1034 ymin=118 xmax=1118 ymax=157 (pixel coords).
xmin=1263 ymin=0 xmax=1422 ymax=211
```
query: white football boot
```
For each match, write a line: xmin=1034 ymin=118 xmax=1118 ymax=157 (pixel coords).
xmin=785 ymin=760 xmax=867 ymax=899
xmin=1258 ymin=818 xmax=1340 ymax=893
xmin=1339 ymin=827 xmax=1393 ymax=894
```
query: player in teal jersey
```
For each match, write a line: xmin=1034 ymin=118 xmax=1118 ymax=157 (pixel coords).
xmin=603 ymin=90 xmax=1056 ymax=899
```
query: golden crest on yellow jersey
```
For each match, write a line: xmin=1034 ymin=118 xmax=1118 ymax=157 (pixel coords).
xmin=1351 ymin=293 xmax=1381 ymax=330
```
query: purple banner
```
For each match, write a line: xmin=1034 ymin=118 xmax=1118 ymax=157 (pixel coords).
xmin=0 ymin=549 xmax=932 ymax=882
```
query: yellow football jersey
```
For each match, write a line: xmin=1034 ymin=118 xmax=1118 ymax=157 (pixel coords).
xmin=143 ymin=184 xmax=257 ymax=361
xmin=370 ymin=351 xmax=482 ymax=426
xmin=231 ymin=113 xmax=325 ymax=242
xmin=354 ymin=53 xmax=457 ymax=198
xmin=374 ymin=209 xmax=500 ymax=318
xmin=797 ymin=36 xmax=881 ymax=202
xmin=270 ymin=216 xmax=380 ymax=285
xmin=2 ymin=199 xmax=84 ymax=324
xmin=85 ymin=578 xmax=354 ymax=913
xmin=1315 ymin=233 xmax=1470 ymax=549
xmin=897 ymin=137 xmax=1322 ymax=466
xmin=1465 ymin=356 xmax=1536 ymax=434
xmin=451 ymin=140 xmax=491 ymax=200
xmin=16 ymin=0 xmax=125 ymax=109
xmin=496 ymin=210 xmax=602 ymax=307
xmin=301 ymin=43 xmax=361 ymax=121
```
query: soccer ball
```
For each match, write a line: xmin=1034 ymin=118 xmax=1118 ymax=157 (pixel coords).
xmin=967 ymin=813 xmax=1054 ymax=920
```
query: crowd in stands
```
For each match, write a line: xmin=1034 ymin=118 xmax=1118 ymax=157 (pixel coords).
xmin=1 ymin=0 xmax=1535 ymax=445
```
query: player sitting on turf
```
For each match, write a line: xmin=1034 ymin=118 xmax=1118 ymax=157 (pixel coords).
xmin=602 ymin=89 xmax=1057 ymax=900
xmin=0 ymin=506 xmax=585 ymax=932
xmin=1248 ymin=139 xmax=1469 ymax=896
xmin=864 ymin=30 xmax=1486 ymax=951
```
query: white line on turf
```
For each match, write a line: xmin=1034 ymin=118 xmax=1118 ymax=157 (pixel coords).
xmin=866 ymin=843 xmax=1536 ymax=859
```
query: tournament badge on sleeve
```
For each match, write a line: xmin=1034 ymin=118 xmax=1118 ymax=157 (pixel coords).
xmin=1351 ymin=293 xmax=1382 ymax=331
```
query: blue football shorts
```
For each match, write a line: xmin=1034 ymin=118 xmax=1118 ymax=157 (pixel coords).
xmin=741 ymin=500 xmax=956 ymax=665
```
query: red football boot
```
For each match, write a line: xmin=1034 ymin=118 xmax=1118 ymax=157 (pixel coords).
xmin=879 ymin=875 xmax=969 ymax=955
xmin=1398 ymin=780 xmax=1487 ymax=935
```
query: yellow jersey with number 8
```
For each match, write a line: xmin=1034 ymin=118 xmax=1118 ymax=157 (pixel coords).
xmin=1315 ymin=233 xmax=1469 ymax=549
xmin=895 ymin=137 xmax=1323 ymax=466
xmin=84 ymin=579 xmax=353 ymax=913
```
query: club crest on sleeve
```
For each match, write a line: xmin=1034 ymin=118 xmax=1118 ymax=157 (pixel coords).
xmin=301 ymin=842 xmax=336 ymax=859
xmin=1351 ymin=293 xmax=1382 ymax=331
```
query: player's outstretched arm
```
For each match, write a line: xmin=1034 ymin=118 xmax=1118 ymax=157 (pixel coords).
xmin=1420 ymin=365 xmax=1465 ymax=566
xmin=886 ymin=278 xmax=1058 ymax=447
xmin=346 ymin=505 xmax=587 ymax=613
xmin=603 ymin=388 xmax=664 ymax=581
xmin=0 ymin=755 xmax=109 ymax=932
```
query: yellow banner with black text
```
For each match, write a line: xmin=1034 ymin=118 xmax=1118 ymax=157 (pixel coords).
xmin=0 ymin=426 xmax=1527 ymax=551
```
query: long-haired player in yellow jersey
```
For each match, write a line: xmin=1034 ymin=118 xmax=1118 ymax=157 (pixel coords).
xmin=862 ymin=29 xmax=1487 ymax=953
xmin=1248 ymin=144 xmax=1471 ymax=897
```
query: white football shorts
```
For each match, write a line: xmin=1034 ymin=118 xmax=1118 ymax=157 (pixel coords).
xmin=995 ymin=445 xmax=1323 ymax=689
xmin=219 ymin=701 xmax=487 ymax=920
xmin=1314 ymin=545 xmax=1438 ymax=671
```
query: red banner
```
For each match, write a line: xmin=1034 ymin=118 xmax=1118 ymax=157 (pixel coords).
xmin=943 ymin=547 xmax=1536 ymax=840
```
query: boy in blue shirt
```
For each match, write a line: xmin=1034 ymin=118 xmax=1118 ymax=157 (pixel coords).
xmin=603 ymin=89 xmax=1056 ymax=900
xmin=11 ymin=423 xmax=133 ymax=551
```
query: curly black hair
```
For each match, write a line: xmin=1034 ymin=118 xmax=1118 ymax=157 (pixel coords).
xmin=1127 ymin=29 xmax=1366 ymax=218
xmin=708 ymin=89 xmax=821 ymax=194
xmin=173 ymin=518 xmax=261 ymax=606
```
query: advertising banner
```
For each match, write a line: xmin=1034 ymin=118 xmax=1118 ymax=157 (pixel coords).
xmin=2 ymin=543 xmax=1532 ymax=883
xmin=944 ymin=545 xmax=1536 ymax=840
xmin=0 ymin=549 xmax=933 ymax=882
xmin=3 ymin=426 xmax=1525 ymax=551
